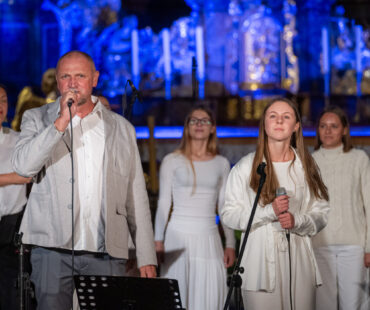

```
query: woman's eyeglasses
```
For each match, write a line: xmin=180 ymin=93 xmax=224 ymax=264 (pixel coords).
xmin=189 ymin=118 xmax=212 ymax=126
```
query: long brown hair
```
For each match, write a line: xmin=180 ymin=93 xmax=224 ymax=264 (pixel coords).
xmin=250 ymin=97 xmax=328 ymax=205
xmin=314 ymin=105 xmax=353 ymax=152
xmin=176 ymin=105 xmax=219 ymax=189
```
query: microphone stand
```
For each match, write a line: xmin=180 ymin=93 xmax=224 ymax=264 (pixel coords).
xmin=14 ymin=232 xmax=34 ymax=310
xmin=191 ymin=56 xmax=198 ymax=101
xmin=126 ymin=92 xmax=137 ymax=122
xmin=223 ymin=162 xmax=267 ymax=310
xmin=67 ymin=101 xmax=75 ymax=308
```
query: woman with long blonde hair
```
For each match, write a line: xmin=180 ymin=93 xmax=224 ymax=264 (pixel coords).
xmin=221 ymin=98 xmax=329 ymax=310
xmin=154 ymin=105 xmax=236 ymax=310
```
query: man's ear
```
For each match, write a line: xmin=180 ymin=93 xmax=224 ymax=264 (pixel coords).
xmin=93 ymin=71 xmax=100 ymax=87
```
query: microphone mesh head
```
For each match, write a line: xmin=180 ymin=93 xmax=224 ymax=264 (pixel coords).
xmin=276 ymin=187 xmax=287 ymax=197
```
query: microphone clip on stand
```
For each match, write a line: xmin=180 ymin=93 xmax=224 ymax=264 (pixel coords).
xmin=124 ymin=79 xmax=142 ymax=122
xmin=223 ymin=162 xmax=267 ymax=310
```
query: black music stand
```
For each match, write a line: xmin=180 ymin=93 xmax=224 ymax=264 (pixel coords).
xmin=74 ymin=275 xmax=185 ymax=310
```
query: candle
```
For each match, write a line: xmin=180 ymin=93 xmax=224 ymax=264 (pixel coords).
xmin=321 ymin=27 xmax=330 ymax=97
xmin=195 ymin=26 xmax=205 ymax=99
xmin=162 ymin=28 xmax=172 ymax=99
xmin=131 ymin=29 xmax=139 ymax=79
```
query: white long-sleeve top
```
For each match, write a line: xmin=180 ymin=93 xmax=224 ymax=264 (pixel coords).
xmin=221 ymin=150 xmax=330 ymax=291
xmin=312 ymin=145 xmax=370 ymax=252
xmin=154 ymin=153 xmax=235 ymax=249
xmin=0 ymin=127 xmax=27 ymax=220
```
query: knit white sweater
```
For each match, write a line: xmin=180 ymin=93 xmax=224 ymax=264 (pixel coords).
xmin=312 ymin=145 xmax=370 ymax=252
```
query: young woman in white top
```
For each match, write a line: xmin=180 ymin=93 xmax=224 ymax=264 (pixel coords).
xmin=0 ymin=84 xmax=32 ymax=310
xmin=312 ymin=106 xmax=370 ymax=310
xmin=154 ymin=106 xmax=236 ymax=310
xmin=221 ymin=98 xmax=329 ymax=310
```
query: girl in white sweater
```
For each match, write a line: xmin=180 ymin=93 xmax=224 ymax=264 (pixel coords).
xmin=222 ymin=98 xmax=329 ymax=310
xmin=312 ymin=106 xmax=370 ymax=310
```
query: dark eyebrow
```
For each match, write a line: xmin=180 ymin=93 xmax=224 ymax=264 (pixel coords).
xmin=268 ymin=110 xmax=293 ymax=115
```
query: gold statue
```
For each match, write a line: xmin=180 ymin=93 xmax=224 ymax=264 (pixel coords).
xmin=12 ymin=68 xmax=58 ymax=131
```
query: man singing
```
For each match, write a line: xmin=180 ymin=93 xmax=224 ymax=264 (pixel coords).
xmin=11 ymin=51 xmax=157 ymax=309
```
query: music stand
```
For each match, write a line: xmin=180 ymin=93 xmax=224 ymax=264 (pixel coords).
xmin=74 ymin=275 xmax=185 ymax=310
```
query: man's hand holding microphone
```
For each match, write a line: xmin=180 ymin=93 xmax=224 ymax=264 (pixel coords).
xmin=54 ymin=88 xmax=78 ymax=133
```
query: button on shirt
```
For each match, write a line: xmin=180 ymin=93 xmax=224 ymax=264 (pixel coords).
xmin=0 ymin=127 xmax=27 ymax=220
xmin=67 ymin=102 xmax=105 ymax=252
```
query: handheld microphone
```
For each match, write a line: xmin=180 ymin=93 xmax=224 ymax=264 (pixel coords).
xmin=127 ymin=79 xmax=143 ymax=102
xmin=67 ymin=88 xmax=78 ymax=107
xmin=276 ymin=187 xmax=286 ymax=197
xmin=67 ymin=98 xmax=74 ymax=108
xmin=276 ymin=187 xmax=290 ymax=241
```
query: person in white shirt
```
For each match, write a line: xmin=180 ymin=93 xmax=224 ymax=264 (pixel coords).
xmin=312 ymin=106 xmax=370 ymax=310
xmin=154 ymin=106 xmax=236 ymax=310
xmin=0 ymin=84 xmax=32 ymax=310
xmin=11 ymin=51 xmax=157 ymax=310
xmin=221 ymin=98 xmax=329 ymax=310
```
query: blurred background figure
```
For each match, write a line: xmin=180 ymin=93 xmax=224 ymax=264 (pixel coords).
xmin=312 ymin=106 xmax=370 ymax=310
xmin=11 ymin=68 xmax=58 ymax=132
xmin=0 ymin=84 xmax=32 ymax=310
xmin=154 ymin=105 xmax=236 ymax=310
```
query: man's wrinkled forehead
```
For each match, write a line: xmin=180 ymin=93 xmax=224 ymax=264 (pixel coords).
xmin=56 ymin=52 xmax=96 ymax=74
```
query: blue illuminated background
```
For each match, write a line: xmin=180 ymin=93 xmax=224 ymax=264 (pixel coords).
xmin=0 ymin=0 xmax=369 ymax=138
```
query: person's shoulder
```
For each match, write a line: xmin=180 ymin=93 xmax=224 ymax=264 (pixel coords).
xmin=8 ymin=127 xmax=19 ymax=137
xmin=349 ymin=148 xmax=370 ymax=161
xmin=1 ymin=127 xmax=19 ymax=139
xmin=312 ymin=148 xmax=320 ymax=157
xmin=160 ymin=152 xmax=184 ymax=171
xmin=110 ymin=112 xmax=134 ymax=129
xmin=107 ymin=112 xmax=138 ymax=139
xmin=163 ymin=152 xmax=183 ymax=163
xmin=311 ymin=147 xmax=328 ymax=161
xmin=20 ymin=101 xmax=55 ymax=123
xmin=235 ymin=152 xmax=255 ymax=167
xmin=214 ymin=154 xmax=230 ymax=166
xmin=231 ymin=152 xmax=255 ymax=174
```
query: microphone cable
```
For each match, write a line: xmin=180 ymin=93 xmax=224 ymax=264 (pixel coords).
xmin=276 ymin=187 xmax=293 ymax=310
xmin=67 ymin=99 xmax=75 ymax=307
xmin=286 ymin=231 xmax=292 ymax=310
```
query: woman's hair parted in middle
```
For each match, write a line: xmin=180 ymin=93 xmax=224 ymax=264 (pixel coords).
xmin=250 ymin=97 xmax=329 ymax=205
xmin=177 ymin=104 xmax=219 ymax=159
xmin=314 ymin=105 xmax=353 ymax=152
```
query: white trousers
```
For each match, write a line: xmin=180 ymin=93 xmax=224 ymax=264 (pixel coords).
xmin=314 ymin=245 xmax=368 ymax=310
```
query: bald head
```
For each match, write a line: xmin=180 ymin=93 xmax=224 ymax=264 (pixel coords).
xmin=56 ymin=51 xmax=96 ymax=74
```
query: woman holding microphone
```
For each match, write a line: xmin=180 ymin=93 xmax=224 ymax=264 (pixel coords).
xmin=221 ymin=98 xmax=329 ymax=310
